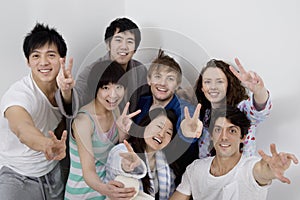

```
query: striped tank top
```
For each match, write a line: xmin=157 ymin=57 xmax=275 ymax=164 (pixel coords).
xmin=65 ymin=110 xmax=119 ymax=200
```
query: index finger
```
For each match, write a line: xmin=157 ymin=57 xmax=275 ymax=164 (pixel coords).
xmin=66 ymin=57 xmax=74 ymax=73
xmin=234 ymin=57 xmax=247 ymax=74
xmin=59 ymin=58 xmax=67 ymax=78
xmin=127 ymin=109 xmax=141 ymax=119
xmin=258 ymin=149 xmax=271 ymax=163
xmin=121 ymin=102 xmax=130 ymax=116
xmin=192 ymin=103 xmax=201 ymax=119
xmin=124 ymin=140 xmax=134 ymax=153
xmin=60 ymin=130 xmax=67 ymax=143
xmin=229 ymin=65 xmax=241 ymax=80
xmin=269 ymin=143 xmax=278 ymax=157
xmin=184 ymin=106 xmax=191 ymax=120
xmin=48 ymin=130 xmax=58 ymax=141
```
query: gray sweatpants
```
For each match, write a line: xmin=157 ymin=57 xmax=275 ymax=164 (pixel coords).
xmin=0 ymin=164 xmax=64 ymax=200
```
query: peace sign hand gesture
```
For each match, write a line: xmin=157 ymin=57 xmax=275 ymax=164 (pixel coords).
xmin=44 ymin=130 xmax=67 ymax=160
xmin=258 ymin=144 xmax=298 ymax=184
xmin=116 ymin=102 xmax=141 ymax=141
xmin=56 ymin=57 xmax=75 ymax=104
xmin=229 ymin=58 xmax=265 ymax=94
xmin=119 ymin=140 xmax=142 ymax=173
xmin=180 ymin=104 xmax=203 ymax=138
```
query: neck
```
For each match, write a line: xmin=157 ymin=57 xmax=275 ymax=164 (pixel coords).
xmin=211 ymin=98 xmax=226 ymax=109
xmin=210 ymin=153 xmax=242 ymax=176
xmin=146 ymin=151 xmax=156 ymax=171
xmin=93 ymin=100 xmax=111 ymax=116
xmin=33 ymin=77 xmax=57 ymax=105
xmin=152 ymin=96 xmax=174 ymax=107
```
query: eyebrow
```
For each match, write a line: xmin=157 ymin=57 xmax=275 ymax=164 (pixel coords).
xmin=214 ymin=125 xmax=238 ymax=129
xmin=113 ymin=35 xmax=135 ymax=41
xmin=31 ymin=50 xmax=57 ymax=54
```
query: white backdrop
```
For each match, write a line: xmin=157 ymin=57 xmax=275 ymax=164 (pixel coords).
xmin=1 ymin=0 xmax=299 ymax=199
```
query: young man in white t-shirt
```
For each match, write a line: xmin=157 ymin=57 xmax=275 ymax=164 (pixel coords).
xmin=170 ymin=105 xmax=298 ymax=200
xmin=0 ymin=23 xmax=75 ymax=200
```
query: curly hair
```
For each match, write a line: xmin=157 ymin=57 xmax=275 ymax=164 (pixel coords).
xmin=195 ymin=59 xmax=248 ymax=123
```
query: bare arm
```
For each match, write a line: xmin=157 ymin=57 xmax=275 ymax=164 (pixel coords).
xmin=169 ymin=191 xmax=191 ymax=200
xmin=5 ymin=105 xmax=66 ymax=160
xmin=253 ymin=144 xmax=298 ymax=186
xmin=72 ymin=116 xmax=136 ymax=199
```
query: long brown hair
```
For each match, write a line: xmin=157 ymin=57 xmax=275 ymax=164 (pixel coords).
xmin=195 ymin=59 xmax=248 ymax=125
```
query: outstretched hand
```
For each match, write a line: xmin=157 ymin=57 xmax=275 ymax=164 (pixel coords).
xmin=180 ymin=103 xmax=203 ymax=138
xmin=258 ymin=144 xmax=298 ymax=184
xmin=119 ymin=140 xmax=141 ymax=173
xmin=229 ymin=58 xmax=265 ymax=94
xmin=44 ymin=130 xmax=67 ymax=160
xmin=116 ymin=102 xmax=141 ymax=141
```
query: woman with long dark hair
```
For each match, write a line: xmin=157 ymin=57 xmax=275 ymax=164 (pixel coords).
xmin=106 ymin=107 xmax=179 ymax=200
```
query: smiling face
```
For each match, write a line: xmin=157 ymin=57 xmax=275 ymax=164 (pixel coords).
xmin=211 ymin=117 xmax=245 ymax=159
xmin=96 ymin=83 xmax=125 ymax=110
xmin=147 ymin=68 xmax=179 ymax=106
xmin=201 ymin=67 xmax=228 ymax=108
xmin=144 ymin=115 xmax=173 ymax=152
xmin=28 ymin=43 xmax=62 ymax=86
xmin=107 ymin=29 xmax=135 ymax=70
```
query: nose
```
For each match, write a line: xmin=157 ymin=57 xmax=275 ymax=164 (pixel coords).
xmin=120 ymin=40 xmax=128 ymax=49
xmin=157 ymin=77 xmax=167 ymax=85
xmin=109 ymin=88 xmax=117 ymax=97
xmin=158 ymin=130 xmax=165 ymax=138
xmin=40 ymin=55 xmax=49 ymax=66
xmin=219 ymin=129 xmax=228 ymax=140
xmin=209 ymin=82 xmax=217 ymax=89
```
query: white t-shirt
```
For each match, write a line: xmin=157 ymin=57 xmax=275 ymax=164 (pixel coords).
xmin=176 ymin=156 xmax=270 ymax=200
xmin=0 ymin=73 xmax=62 ymax=177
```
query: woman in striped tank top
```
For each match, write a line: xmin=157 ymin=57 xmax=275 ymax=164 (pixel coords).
xmin=65 ymin=61 xmax=140 ymax=200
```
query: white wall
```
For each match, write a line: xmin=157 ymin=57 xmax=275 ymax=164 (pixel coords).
xmin=1 ymin=0 xmax=299 ymax=199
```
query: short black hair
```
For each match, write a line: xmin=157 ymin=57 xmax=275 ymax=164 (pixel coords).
xmin=94 ymin=61 xmax=127 ymax=98
xmin=208 ymin=105 xmax=251 ymax=154
xmin=209 ymin=105 xmax=251 ymax=138
xmin=23 ymin=22 xmax=67 ymax=60
xmin=104 ymin=17 xmax=141 ymax=51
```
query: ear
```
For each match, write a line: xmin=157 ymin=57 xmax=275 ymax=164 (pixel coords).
xmin=106 ymin=41 xmax=110 ymax=51
xmin=26 ymin=59 xmax=31 ymax=67
xmin=241 ymin=134 xmax=246 ymax=143
xmin=147 ymin=76 xmax=151 ymax=86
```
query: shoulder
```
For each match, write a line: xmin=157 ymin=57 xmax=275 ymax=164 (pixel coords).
xmin=178 ymin=96 xmax=196 ymax=108
xmin=188 ymin=157 xmax=212 ymax=171
xmin=239 ymin=155 xmax=260 ymax=166
xmin=129 ymin=59 xmax=145 ymax=68
xmin=1 ymin=75 xmax=36 ymax=112
xmin=72 ymin=110 xmax=94 ymax=133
